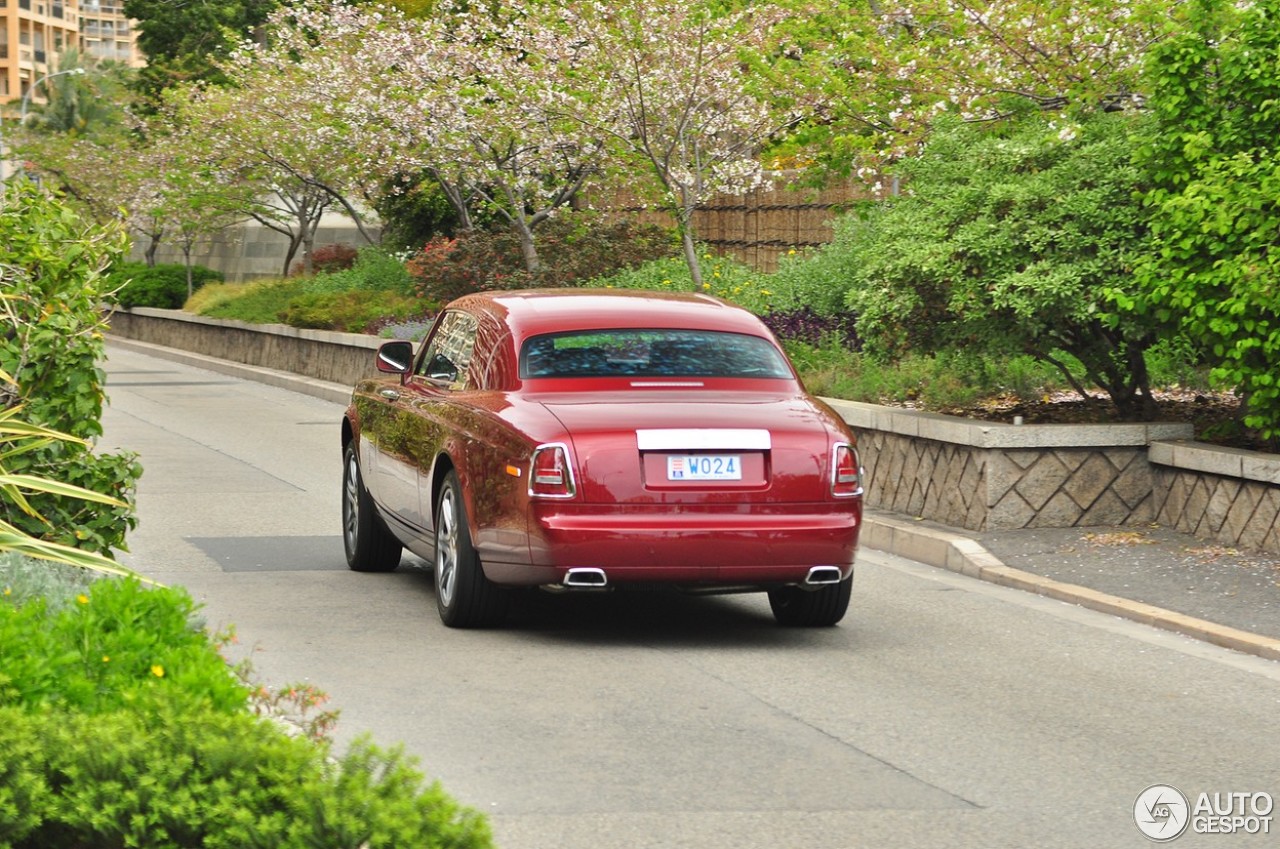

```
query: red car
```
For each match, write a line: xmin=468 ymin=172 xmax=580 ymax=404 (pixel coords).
xmin=341 ymin=290 xmax=863 ymax=628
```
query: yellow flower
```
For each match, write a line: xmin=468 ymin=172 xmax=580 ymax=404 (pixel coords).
xmin=661 ymin=279 xmax=671 ymax=286
xmin=761 ymin=289 xmax=772 ymax=296
xmin=102 ymin=655 xmax=111 ymax=663
xmin=788 ymin=249 xmax=796 ymax=256
xmin=76 ymin=594 xmax=89 ymax=605
xmin=151 ymin=665 xmax=165 ymax=678
xmin=701 ymin=283 xmax=712 ymax=290
xmin=3 ymin=587 xmax=10 ymax=597
xmin=713 ymin=272 xmax=721 ymax=278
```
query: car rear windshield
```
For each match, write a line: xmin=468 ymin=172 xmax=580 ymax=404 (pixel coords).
xmin=520 ymin=329 xmax=793 ymax=379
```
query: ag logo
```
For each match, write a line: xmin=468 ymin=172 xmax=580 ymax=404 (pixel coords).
xmin=1135 ymin=784 xmax=1191 ymax=842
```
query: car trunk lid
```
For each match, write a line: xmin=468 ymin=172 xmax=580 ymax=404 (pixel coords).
xmin=535 ymin=391 xmax=842 ymax=505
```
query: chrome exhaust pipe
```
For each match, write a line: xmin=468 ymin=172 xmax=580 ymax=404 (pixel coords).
xmin=805 ymin=566 xmax=843 ymax=586
xmin=563 ymin=567 xmax=608 ymax=589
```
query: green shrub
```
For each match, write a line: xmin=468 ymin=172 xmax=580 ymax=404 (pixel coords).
xmin=0 ymin=181 xmax=141 ymax=558
xmin=302 ymin=247 xmax=416 ymax=296
xmin=193 ymin=279 xmax=308 ymax=323
xmin=280 ymin=291 xmax=429 ymax=333
xmin=586 ymin=253 xmax=777 ymax=313
xmin=784 ymin=339 xmax=1069 ymax=408
xmin=0 ymin=576 xmax=248 ymax=715
xmin=108 ymin=261 xmax=223 ymax=309
xmin=0 ymin=706 xmax=493 ymax=849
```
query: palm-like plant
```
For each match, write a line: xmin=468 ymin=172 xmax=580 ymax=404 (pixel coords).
xmin=0 ymin=367 xmax=139 ymax=577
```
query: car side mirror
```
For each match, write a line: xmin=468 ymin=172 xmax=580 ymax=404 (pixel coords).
xmin=376 ymin=340 xmax=414 ymax=375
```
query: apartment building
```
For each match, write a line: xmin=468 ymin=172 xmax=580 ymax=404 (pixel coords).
xmin=0 ymin=0 xmax=142 ymax=105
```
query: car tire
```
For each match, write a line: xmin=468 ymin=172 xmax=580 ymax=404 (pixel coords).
xmin=435 ymin=470 xmax=508 ymax=628
xmin=768 ymin=578 xmax=852 ymax=627
xmin=342 ymin=442 xmax=402 ymax=573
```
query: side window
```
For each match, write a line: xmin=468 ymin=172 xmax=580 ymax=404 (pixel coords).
xmin=415 ymin=311 xmax=479 ymax=388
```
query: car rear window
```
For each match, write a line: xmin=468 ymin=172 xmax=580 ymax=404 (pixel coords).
xmin=519 ymin=330 xmax=792 ymax=379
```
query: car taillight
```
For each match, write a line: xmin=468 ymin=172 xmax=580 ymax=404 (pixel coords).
xmin=529 ymin=443 xmax=576 ymax=498
xmin=832 ymin=443 xmax=863 ymax=498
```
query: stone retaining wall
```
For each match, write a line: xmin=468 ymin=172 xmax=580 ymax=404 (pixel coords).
xmin=105 ymin=307 xmax=1280 ymax=551
xmin=824 ymin=400 xmax=1193 ymax=531
xmin=1150 ymin=441 xmax=1280 ymax=551
xmin=106 ymin=308 xmax=384 ymax=389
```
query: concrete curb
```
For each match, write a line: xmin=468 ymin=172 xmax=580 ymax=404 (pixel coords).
xmin=862 ymin=511 xmax=1280 ymax=662
xmin=106 ymin=337 xmax=1280 ymax=662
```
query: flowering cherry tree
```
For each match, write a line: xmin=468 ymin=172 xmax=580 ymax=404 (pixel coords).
xmin=773 ymin=0 xmax=1165 ymax=176
xmin=546 ymin=0 xmax=800 ymax=285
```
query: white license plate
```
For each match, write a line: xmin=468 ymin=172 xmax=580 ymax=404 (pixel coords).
xmin=667 ymin=454 xmax=742 ymax=481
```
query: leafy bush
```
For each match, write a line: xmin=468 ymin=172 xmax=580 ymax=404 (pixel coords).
xmin=836 ymin=113 xmax=1162 ymax=419
xmin=1131 ymin=0 xmax=1280 ymax=441
xmin=0 ymin=181 xmax=141 ymax=558
xmin=0 ymin=574 xmax=492 ymax=849
xmin=784 ymin=339 xmax=1068 ymax=409
xmin=0 ymin=577 xmax=248 ymax=715
xmin=280 ymin=291 xmax=431 ymax=333
xmin=0 ymin=707 xmax=493 ymax=849
xmin=0 ymin=554 xmax=96 ymax=613
xmin=408 ymin=217 xmax=673 ymax=303
xmin=191 ymin=279 xmax=309 ymax=323
xmin=585 ymin=254 xmax=777 ymax=313
xmin=291 ymin=243 xmax=359 ymax=276
xmin=107 ymin=261 xmax=223 ymax=309
xmin=302 ymin=247 xmax=416 ymax=296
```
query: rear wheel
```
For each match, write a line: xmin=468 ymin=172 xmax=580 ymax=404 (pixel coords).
xmin=435 ymin=471 xmax=508 ymax=628
xmin=342 ymin=442 xmax=402 ymax=572
xmin=768 ymin=578 xmax=852 ymax=627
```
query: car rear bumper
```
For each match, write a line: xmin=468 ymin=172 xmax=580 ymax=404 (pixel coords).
xmin=481 ymin=503 xmax=860 ymax=587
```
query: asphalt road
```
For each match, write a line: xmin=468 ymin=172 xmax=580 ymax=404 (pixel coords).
xmin=99 ymin=343 xmax=1280 ymax=849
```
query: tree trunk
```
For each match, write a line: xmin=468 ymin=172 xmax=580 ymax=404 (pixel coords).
xmin=515 ymin=219 xmax=541 ymax=275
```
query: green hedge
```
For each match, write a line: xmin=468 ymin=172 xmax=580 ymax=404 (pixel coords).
xmin=0 ymin=575 xmax=492 ymax=849
xmin=108 ymin=262 xmax=224 ymax=310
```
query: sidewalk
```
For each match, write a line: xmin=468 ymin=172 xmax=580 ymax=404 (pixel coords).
xmin=106 ymin=336 xmax=1280 ymax=662
xmin=862 ymin=510 xmax=1280 ymax=661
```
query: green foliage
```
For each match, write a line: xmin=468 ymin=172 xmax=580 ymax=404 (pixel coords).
xmin=0 ymin=182 xmax=141 ymax=558
xmin=836 ymin=114 xmax=1162 ymax=418
xmin=585 ymin=253 xmax=777 ymax=314
xmin=0 ymin=554 xmax=96 ymax=613
xmin=374 ymin=178 xmax=463 ymax=253
xmin=408 ymin=217 xmax=674 ymax=303
xmin=783 ymin=339 xmax=1067 ymax=409
xmin=302 ymin=247 xmax=416 ymax=296
xmin=192 ymin=278 xmax=309 ymax=323
xmin=107 ymin=261 xmax=224 ymax=309
xmin=1131 ymin=0 xmax=1280 ymax=441
xmin=0 ymin=577 xmax=248 ymax=715
xmin=281 ymin=291 xmax=428 ymax=333
xmin=0 ymin=708 xmax=493 ymax=849
xmin=0 ymin=573 xmax=493 ymax=849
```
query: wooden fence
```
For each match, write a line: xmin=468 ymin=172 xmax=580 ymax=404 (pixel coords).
xmin=608 ymin=177 xmax=872 ymax=272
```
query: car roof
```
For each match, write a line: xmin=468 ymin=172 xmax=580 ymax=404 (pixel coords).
xmin=450 ymin=289 xmax=773 ymax=341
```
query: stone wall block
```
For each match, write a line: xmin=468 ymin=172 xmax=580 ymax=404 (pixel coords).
xmin=1222 ymin=483 xmax=1262 ymax=546
xmin=1028 ymin=490 xmax=1085 ymax=527
xmin=1204 ymin=477 xmax=1242 ymax=537
xmin=1013 ymin=452 xmax=1071 ymax=511
xmin=1064 ymin=452 xmax=1118 ymax=511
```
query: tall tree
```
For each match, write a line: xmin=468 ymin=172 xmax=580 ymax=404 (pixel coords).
xmin=769 ymin=0 xmax=1166 ymax=177
xmin=123 ymin=0 xmax=278 ymax=108
xmin=547 ymin=0 xmax=799 ymax=285
xmin=1130 ymin=0 xmax=1280 ymax=441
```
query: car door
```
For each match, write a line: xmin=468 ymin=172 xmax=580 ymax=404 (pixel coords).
xmin=369 ymin=310 xmax=481 ymax=533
